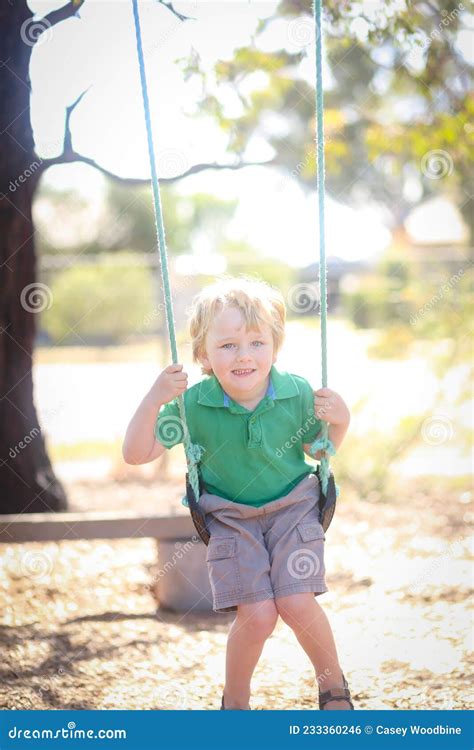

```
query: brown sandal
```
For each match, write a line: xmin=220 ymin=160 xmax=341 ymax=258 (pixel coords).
xmin=319 ymin=673 xmax=354 ymax=710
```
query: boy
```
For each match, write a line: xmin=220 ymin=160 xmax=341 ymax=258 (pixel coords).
xmin=123 ymin=277 xmax=354 ymax=710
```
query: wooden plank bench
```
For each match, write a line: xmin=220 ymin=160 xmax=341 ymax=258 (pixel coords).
xmin=0 ymin=511 xmax=196 ymax=543
xmin=0 ymin=511 xmax=214 ymax=613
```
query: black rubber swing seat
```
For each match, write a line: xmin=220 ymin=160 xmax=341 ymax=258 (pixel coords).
xmin=314 ymin=464 xmax=338 ymax=533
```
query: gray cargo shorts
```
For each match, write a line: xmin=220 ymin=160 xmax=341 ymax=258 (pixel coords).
xmin=198 ymin=473 xmax=328 ymax=613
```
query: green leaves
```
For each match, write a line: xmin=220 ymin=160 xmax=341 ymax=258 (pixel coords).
xmin=178 ymin=0 xmax=472 ymax=239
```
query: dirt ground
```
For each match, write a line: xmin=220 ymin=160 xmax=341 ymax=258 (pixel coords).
xmin=1 ymin=476 xmax=472 ymax=711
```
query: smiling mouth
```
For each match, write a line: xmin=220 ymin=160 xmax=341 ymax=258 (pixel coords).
xmin=232 ymin=368 xmax=256 ymax=376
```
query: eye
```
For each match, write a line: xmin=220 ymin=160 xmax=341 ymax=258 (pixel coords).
xmin=221 ymin=343 xmax=235 ymax=349
xmin=252 ymin=341 xmax=264 ymax=347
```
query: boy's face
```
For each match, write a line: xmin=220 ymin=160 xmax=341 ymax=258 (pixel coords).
xmin=200 ymin=305 xmax=277 ymax=396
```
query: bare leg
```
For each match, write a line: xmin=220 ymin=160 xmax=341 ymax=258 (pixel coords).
xmin=223 ymin=599 xmax=278 ymax=709
xmin=276 ymin=593 xmax=348 ymax=710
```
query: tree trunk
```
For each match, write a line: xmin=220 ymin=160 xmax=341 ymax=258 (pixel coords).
xmin=0 ymin=2 xmax=67 ymax=513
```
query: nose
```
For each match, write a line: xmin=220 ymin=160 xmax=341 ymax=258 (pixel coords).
xmin=236 ymin=346 xmax=252 ymax=362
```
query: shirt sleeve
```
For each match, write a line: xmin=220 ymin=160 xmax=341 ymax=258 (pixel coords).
xmin=154 ymin=399 xmax=185 ymax=448
xmin=299 ymin=378 xmax=323 ymax=443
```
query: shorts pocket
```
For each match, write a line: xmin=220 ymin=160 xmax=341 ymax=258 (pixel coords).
xmin=289 ymin=522 xmax=325 ymax=580
xmin=296 ymin=521 xmax=325 ymax=543
xmin=206 ymin=536 xmax=242 ymax=597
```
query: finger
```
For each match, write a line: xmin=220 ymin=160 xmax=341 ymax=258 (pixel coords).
xmin=315 ymin=401 xmax=331 ymax=417
xmin=314 ymin=387 xmax=332 ymax=396
xmin=166 ymin=363 xmax=183 ymax=373
xmin=174 ymin=386 xmax=188 ymax=394
xmin=314 ymin=396 xmax=331 ymax=407
xmin=172 ymin=373 xmax=188 ymax=381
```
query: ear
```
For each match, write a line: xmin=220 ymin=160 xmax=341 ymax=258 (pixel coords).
xmin=199 ymin=350 xmax=211 ymax=371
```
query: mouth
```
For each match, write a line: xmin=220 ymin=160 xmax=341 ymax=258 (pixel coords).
xmin=231 ymin=368 xmax=256 ymax=377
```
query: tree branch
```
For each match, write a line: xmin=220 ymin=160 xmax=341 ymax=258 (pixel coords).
xmin=160 ymin=158 xmax=273 ymax=183
xmin=37 ymin=0 xmax=194 ymax=35
xmin=41 ymin=149 xmax=272 ymax=186
xmin=64 ymin=88 xmax=90 ymax=153
xmin=156 ymin=0 xmax=195 ymax=22
xmin=38 ymin=0 xmax=85 ymax=34
xmin=40 ymin=86 xmax=272 ymax=186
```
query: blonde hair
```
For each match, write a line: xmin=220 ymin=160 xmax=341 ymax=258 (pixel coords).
xmin=189 ymin=276 xmax=286 ymax=375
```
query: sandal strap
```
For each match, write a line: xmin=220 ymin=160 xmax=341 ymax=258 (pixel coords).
xmin=221 ymin=694 xmax=251 ymax=710
xmin=319 ymin=686 xmax=353 ymax=709
xmin=319 ymin=674 xmax=354 ymax=710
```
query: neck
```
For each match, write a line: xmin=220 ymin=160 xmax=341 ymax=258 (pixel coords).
xmin=224 ymin=373 xmax=270 ymax=410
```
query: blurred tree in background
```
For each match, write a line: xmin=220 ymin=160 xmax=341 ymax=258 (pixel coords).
xmin=185 ymin=0 xmax=473 ymax=240
xmin=35 ymin=0 xmax=472 ymax=352
xmin=35 ymin=182 xmax=238 ymax=257
xmin=41 ymin=252 xmax=155 ymax=345
xmin=36 ymin=179 xmax=296 ymax=344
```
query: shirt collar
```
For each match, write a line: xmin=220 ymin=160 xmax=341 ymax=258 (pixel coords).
xmin=223 ymin=378 xmax=275 ymax=407
xmin=197 ymin=365 xmax=299 ymax=408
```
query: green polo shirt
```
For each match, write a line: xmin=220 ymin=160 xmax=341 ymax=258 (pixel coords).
xmin=154 ymin=365 xmax=322 ymax=507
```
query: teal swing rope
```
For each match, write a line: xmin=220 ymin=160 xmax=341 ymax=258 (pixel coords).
xmin=308 ymin=0 xmax=337 ymax=496
xmin=132 ymin=0 xmax=335 ymax=502
xmin=131 ymin=0 xmax=202 ymax=503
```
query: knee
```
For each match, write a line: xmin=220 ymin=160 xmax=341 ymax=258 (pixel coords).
xmin=275 ymin=594 xmax=316 ymax=629
xmin=236 ymin=600 xmax=279 ymax=640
